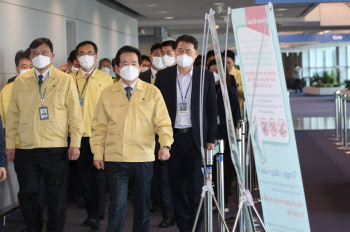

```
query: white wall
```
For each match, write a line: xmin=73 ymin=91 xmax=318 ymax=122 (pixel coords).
xmin=0 ymin=0 xmax=138 ymax=88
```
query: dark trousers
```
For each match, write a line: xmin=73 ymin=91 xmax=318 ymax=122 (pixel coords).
xmin=105 ymin=162 xmax=153 ymax=232
xmin=96 ymin=169 xmax=107 ymax=219
xmin=76 ymin=137 xmax=98 ymax=218
xmin=295 ymin=79 xmax=302 ymax=92
xmin=168 ymin=131 xmax=204 ymax=232
xmin=14 ymin=148 xmax=68 ymax=232
xmin=157 ymin=160 xmax=174 ymax=218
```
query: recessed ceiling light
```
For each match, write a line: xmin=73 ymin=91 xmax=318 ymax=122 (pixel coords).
xmin=147 ymin=4 xmax=157 ymax=7
xmin=213 ymin=3 xmax=224 ymax=5
xmin=164 ymin=17 xmax=174 ymax=20
xmin=276 ymin=14 xmax=283 ymax=17
xmin=276 ymin=8 xmax=287 ymax=11
xmin=156 ymin=11 xmax=167 ymax=14
xmin=216 ymin=25 xmax=220 ymax=29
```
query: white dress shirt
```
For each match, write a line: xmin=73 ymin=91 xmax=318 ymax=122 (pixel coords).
xmin=80 ymin=67 xmax=95 ymax=78
xmin=174 ymin=67 xmax=193 ymax=129
xmin=151 ymin=67 xmax=157 ymax=81
xmin=35 ymin=68 xmax=50 ymax=83
xmin=122 ymin=79 xmax=137 ymax=95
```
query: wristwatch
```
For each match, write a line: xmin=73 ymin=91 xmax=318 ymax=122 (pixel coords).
xmin=163 ymin=146 xmax=171 ymax=151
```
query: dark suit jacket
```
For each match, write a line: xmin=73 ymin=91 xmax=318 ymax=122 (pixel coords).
xmin=216 ymin=75 xmax=241 ymax=141
xmin=154 ymin=65 xmax=217 ymax=151
xmin=7 ymin=75 xmax=17 ymax=84
xmin=139 ymin=69 xmax=153 ymax=84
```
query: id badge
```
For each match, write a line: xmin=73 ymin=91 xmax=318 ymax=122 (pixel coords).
xmin=79 ymin=96 xmax=84 ymax=107
xmin=39 ymin=106 xmax=49 ymax=120
xmin=178 ymin=101 xmax=189 ymax=115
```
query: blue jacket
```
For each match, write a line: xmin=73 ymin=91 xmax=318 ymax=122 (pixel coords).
xmin=0 ymin=115 xmax=5 ymax=167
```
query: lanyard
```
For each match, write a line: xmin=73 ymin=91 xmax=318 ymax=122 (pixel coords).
xmin=35 ymin=73 xmax=47 ymax=106
xmin=76 ymin=68 xmax=95 ymax=97
xmin=177 ymin=76 xmax=192 ymax=102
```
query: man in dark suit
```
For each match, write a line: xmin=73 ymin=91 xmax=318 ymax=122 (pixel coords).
xmin=139 ymin=43 xmax=163 ymax=84
xmin=155 ymin=34 xmax=217 ymax=232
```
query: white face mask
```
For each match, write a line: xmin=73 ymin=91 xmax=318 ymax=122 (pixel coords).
xmin=141 ymin=67 xmax=150 ymax=72
xmin=20 ymin=69 xmax=31 ymax=75
xmin=101 ymin=67 xmax=110 ymax=74
xmin=176 ymin=54 xmax=193 ymax=68
xmin=78 ymin=55 xmax=95 ymax=70
xmin=120 ymin=65 xmax=139 ymax=82
xmin=152 ymin=56 xmax=164 ymax=69
xmin=214 ymin=72 xmax=220 ymax=83
xmin=32 ymin=55 xmax=51 ymax=69
xmin=162 ymin=55 xmax=176 ymax=67
xmin=70 ymin=66 xmax=79 ymax=73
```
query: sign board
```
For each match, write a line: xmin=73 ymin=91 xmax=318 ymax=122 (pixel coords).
xmin=232 ymin=4 xmax=311 ymax=232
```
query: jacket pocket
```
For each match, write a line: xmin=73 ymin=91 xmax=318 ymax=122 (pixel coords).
xmin=45 ymin=120 xmax=68 ymax=141
xmin=18 ymin=121 xmax=30 ymax=147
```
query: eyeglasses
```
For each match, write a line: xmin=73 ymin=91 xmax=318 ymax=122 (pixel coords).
xmin=77 ymin=52 xmax=96 ymax=57
xmin=31 ymin=50 xmax=52 ymax=57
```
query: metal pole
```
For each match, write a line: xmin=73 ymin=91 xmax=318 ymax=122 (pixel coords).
xmin=344 ymin=95 xmax=347 ymax=147
xmin=241 ymin=120 xmax=247 ymax=232
xmin=236 ymin=121 xmax=243 ymax=231
xmin=335 ymin=91 xmax=339 ymax=139
xmin=205 ymin=149 xmax=213 ymax=232
xmin=339 ymin=94 xmax=344 ymax=144
xmin=216 ymin=139 xmax=225 ymax=232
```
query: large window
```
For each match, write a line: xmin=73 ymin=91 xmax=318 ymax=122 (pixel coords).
xmin=309 ymin=47 xmax=336 ymax=77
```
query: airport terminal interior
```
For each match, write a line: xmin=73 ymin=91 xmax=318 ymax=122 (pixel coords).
xmin=0 ymin=0 xmax=350 ymax=231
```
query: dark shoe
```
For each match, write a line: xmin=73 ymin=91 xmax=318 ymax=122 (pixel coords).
xmin=159 ymin=217 xmax=175 ymax=228
xmin=83 ymin=217 xmax=100 ymax=230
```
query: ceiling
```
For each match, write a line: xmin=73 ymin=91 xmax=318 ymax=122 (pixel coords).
xmin=113 ymin=0 xmax=350 ymax=52
xmin=115 ymin=0 xmax=321 ymax=34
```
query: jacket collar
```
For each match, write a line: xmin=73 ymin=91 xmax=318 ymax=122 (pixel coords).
xmin=111 ymin=78 xmax=144 ymax=92
xmin=26 ymin=64 xmax=57 ymax=80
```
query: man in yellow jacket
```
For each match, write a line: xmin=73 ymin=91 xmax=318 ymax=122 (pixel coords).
xmin=91 ymin=45 xmax=173 ymax=232
xmin=5 ymin=38 xmax=83 ymax=232
xmin=71 ymin=40 xmax=113 ymax=229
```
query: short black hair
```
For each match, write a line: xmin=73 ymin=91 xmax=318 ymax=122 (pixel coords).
xmin=222 ymin=50 xmax=235 ymax=62
xmin=161 ymin=40 xmax=176 ymax=50
xmin=141 ymin=55 xmax=151 ymax=63
xmin=76 ymin=41 xmax=98 ymax=54
xmin=67 ymin=50 xmax=77 ymax=63
xmin=99 ymin=58 xmax=111 ymax=67
xmin=176 ymin=35 xmax=198 ymax=50
xmin=207 ymin=59 xmax=217 ymax=70
xmin=194 ymin=55 xmax=202 ymax=67
xmin=151 ymin=43 xmax=162 ymax=55
xmin=111 ymin=58 xmax=117 ymax=67
xmin=15 ymin=50 xmax=31 ymax=67
xmin=115 ymin=46 xmax=141 ymax=67
xmin=206 ymin=50 xmax=215 ymax=61
xmin=29 ymin=38 xmax=53 ymax=52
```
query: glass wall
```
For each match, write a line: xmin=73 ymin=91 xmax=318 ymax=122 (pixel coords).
xmin=308 ymin=47 xmax=336 ymax=77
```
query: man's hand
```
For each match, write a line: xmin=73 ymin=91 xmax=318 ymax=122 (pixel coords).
xmin=58 ymin=64 xmax=68 ymax=72
xmin=94 ymin=160 xmax=104 ymax=170
xmin=0 ymin=167 xmax=6 ymax=182
xmin=207 ymin=143 xmax=215 ymax=150
xmin=158 ymin=147 xmax=170 ymax=161
xmin=68 ymin=147 xmax=80 ymax=160
xmin=6 ymin=149 xmax=15 ymax=162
